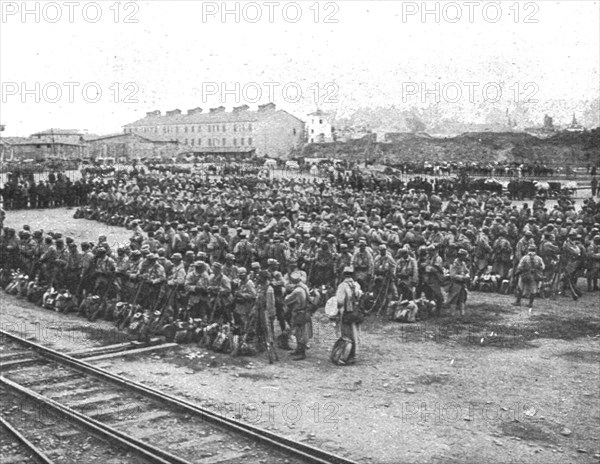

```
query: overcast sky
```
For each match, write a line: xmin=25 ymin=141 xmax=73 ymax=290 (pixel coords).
xmin=1 ymin=1 xmax=598 ymax=136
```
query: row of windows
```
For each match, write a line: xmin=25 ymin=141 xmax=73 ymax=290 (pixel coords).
xmin=135 ymin=123 xmax=253 ymax=134
xmin=182 ymin=137 xmax=254 ymax=147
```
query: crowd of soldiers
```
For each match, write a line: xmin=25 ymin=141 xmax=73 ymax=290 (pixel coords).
xmin=0 ymin=171 xmax=93 ymax=210
xmin=1 ymin=163 xmax=600 ymax=364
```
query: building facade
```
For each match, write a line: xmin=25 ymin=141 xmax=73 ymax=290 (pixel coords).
xmin=123 ymin=103 xmax=305 ymax=159
xmin=87 ymin=133 xmax=179 ymax=161
xmin=306 ymin=110 xmax=335 ymax=143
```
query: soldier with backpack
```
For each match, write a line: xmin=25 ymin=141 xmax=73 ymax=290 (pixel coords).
xmin=332 ymin=266 xmax=363 ymax=365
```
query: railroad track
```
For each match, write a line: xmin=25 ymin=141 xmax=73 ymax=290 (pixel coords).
xmin=0 ymin=329 xmax=359 ymax=464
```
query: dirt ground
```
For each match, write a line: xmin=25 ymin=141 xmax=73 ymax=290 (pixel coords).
xmin=2 ymin=208 xmax=600 ymax=464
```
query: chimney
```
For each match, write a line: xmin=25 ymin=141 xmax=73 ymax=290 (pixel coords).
xmin=146 ymin=110 xmax=161 ymax=117
xmin=209 ymin=106 xmax=226 ymax=113
xmin=258 ymin=103 xmax=276 ymax=112
xmin=233 ymin=105 xmax=249 ymax=112
xmin=187 ymin=107 xmax=203 ymax=115
xmin=166 ymin=109 xmax=182 ymax=117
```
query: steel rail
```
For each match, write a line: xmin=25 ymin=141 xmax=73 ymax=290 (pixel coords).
xmin=0 ymin=376 xmax=190 ymax=464
xmin=0 ymin=328 xmax=360 ymax=464
xmin=0 ymin=414 xmax=55 ymax=464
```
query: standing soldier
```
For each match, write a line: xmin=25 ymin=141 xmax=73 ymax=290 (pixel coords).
xmin=447 ymin=249 xmax=471 ymax=315
xmin=539 ymin=232 xmax=559 ymax=282
xmin=334 ymin=243 xmax=353 ymax=284
xmin=66 ymin=238 xmax=81 ymax=293
xmin=396 ymin=247 xmax=418 ymax=301
xmin=492 ymin=231 xmax=513 ymax=282
xmin=233 ymin=268 xmax=257 ymax=334
xmin=184 ymin=261 xmax=210 ymax=320
xmin=138 ymin=253 xmax=166 ymax=308
xmin=207 ymin=262 xmax=232 ymax=323
xmin=473 ymin=227 xmax=492 ymax=278
xmin=19 ymin=230 xmax=37 ymax=276
xmin=284 ymin=271 xmax=312 ymax=360
xmin=562 ymin=231 xmax=582 ymax=300
xmin=514 ymin=244 xmax=545 ymax=309
xmin=53 ymin=238 xmax=70 ymax=289
xmin=165 ymin=253 xmax=186 ymax=318
xmin=586 ymin=235 xmax=600 ymax=292
xmin=352 ymin=238 xmax=374 ymax=291
xmin=373 ymin=244 xmax=397 ymax=308
xmin=39 ymin=237 xmax=57 ymax=285
xmin=421 ymin=244 xmax=445 ymax=314
xmin=334 ymin=266 xmax=363 ymax=365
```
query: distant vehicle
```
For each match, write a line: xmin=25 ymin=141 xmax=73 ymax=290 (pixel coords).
xmin=264 ymin=159 xmax=277 ymax=168
xmin=285 ymin=160 xmax=300 ymax=170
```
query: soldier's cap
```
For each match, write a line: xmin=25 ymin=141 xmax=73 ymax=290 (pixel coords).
xmin=33 ymin=230 xmax=43 ymax=237
xmin=158 ymin=247 xmax=167 ymax=255
xmin=98 ymin=234 xmax=107 ymax=241
xmin=343 ymin=266 xmax=354 ymax=274
xmin=568 ymin=230 xmax=577 ymax=236
xmin=378 ymin=244 xmax=387 ymax=250
xmin=23 ymin=224 xmax=31 ymax=231
xmin=225 ymin=253 xmax=234 ymax=260
xmin=212 ymin=262 xmax=223 ymax=270
xmin=267 ymin=258 xmax=278 ymax=266
xmin=146 ymin=253 xmax=158 ymax=260
xmin=340 ymin=243 xmax=348 ymax=249
xmin=177 ymin=224 xmax=185 ymax=230
xmin=141 ymin=248 xmax=150 ymax=255
xmin=190 ymin=227 xmax=198 ymax=233
xmin=65 ymin=236 xmax=74 ymax=244
xmin=196 ymin=251 xmax=207 ymax=258
xmin=55 ymin=238 xmax=64 ymax=245
xmin=258 ymin=269 xmax=270 ymax=279
xmin=193 ymin=260 xmax=205 ymax=267
xmin=117 ymin=246 xmax=126 ymax=253
xmin=358 ymin=237 xmax=367 ymax=244
xmin=594 ymin=235 xmax=600 ymax=241
xmin=238 ymin=267 xmax=248 ymax=275
xmin=555 ymin=218 xmax=563 ymax=223
xmin=289 ymin=271 xmax=302 ymax=283
xmin=21 ymin=230 xmax=31 ymax=237
xmin=524 ymin=231 xmax=533 ymax=237
xmin=54 ymin=233 xmax=63 ymax=239
xmin=251 ymin=262 xmax=261 ymax=269
xmin=528 ymin=244 xmax=537 ymax=251
xmin=458 ymin=249 xmax=469 ymax=256
xmin=171 ymin=253 xmax=182 ymax=261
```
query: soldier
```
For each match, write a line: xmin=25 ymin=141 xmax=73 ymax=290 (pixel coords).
xmin=233 ymin=267 xmax=257 ymax=333
xmin=586 ymin=235 xmax=600 ymax=291
xmin=420 ymin=244 xmax=445 ymax=314
xmin=396 ymin=247 xmax=418 ymax=300
xmin=334 ymin=243 xmax=353 ymax=283
xmin=165 ymin=253 xmax=186 ymax=318
xmin=334 ymin=266 xmax=363 ymax=365
xmin=447 ymin=249 xmax=471 ymax=315
xmin=19 ymin=230 xmax=37 ymax=276
xmin=492 ymin=231 xmax=513 ymax=282
xmin=284 ymin=271 xmax=312 ymax=360
xmin=233 ymin=231 xmax=253 ymax=269
xmin=53 ymin=238 xmax=70 ymax=289
xmin=562 ymin=231 xmax=582 ymax=300
xmin=514 ymin=244 xmax=545 ymax=309
xmin=66 ymin=237 xmax=81 ymax=293
xmin=223 ymin=253 xmax=239 ymax=281
xmin=352 ymin=238 xmax=374 ymax=291
xmin=184 ymin=261 xmax=210 ymax=320
xmin=207 ymin=262 xmax=232 ymax=323
xmin=93 ymin=247 xmax=116 ymax=296
xmin=254 ymin=269 xmax=277 ymax=350
xmin=373 ymin=244 xmax=397 ymax=308
xmin=138 ymin=253 xmax=166 ymax=309
xmin=473 ymin=227 xmax=492 ymax=278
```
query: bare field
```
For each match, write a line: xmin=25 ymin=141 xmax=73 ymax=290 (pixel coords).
xmin=2 ymin=207 xmax=599 ymax=464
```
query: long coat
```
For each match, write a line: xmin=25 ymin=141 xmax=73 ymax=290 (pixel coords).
xmin=517 ymin=253 xmax=545 ymax=296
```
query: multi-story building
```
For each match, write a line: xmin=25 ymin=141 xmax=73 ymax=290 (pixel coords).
xmin=123 ymin=103 xmax=305 ymax=159
xmin=306 ymin=109 xmax=335 ymax=143
xmin=4 ymin=129 xmax=86 ymax=161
